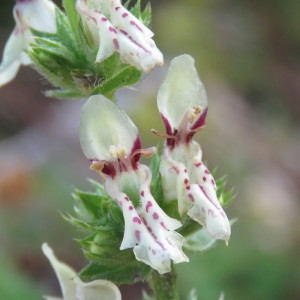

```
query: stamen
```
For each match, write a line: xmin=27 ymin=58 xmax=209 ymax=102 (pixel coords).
xmin=109 ymin=145 xmax=128 ymax=159
xmin=151 ymin=128 xmax=174 ymax=139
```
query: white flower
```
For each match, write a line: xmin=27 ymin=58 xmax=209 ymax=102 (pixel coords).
xmin=0 ymin=0 xmax=57 ymax=87
xmin=42 ymin=243 xmax=121 ymax=300
xmin=76 ymin=0 xmax=163 ymax=72
xmin=156 ymin=54 xmax=231 ymax=243
xmin=80 ymin=95 xmax=188 ymax=274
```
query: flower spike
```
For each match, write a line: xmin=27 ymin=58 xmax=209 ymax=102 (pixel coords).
xmin=157 ymin=55 xmax=231 ymax=243
xmin=80 ymin=95 xmax=188 ymax=273
xmin=76 ymin=0 xmax=163 ymax=72
xmin=0 ymin=0 xmax=57 ymax=87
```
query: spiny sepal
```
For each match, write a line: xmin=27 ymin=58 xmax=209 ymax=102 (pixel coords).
xmin=66 ymin=180 xmax=152 ymax=284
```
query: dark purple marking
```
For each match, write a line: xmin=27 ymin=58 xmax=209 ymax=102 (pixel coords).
xmin=195 ymin=162 xmax=202 ymax=167
xmin=204 ymin=169 xmax=210 ymax=174
xmin=184 ymin=178 xmax=189 ymax=184
xmin=190 ymin=107 xmax=208 ymax=131
xmin=113 ymin=38 xmax=120 ymax=50
xmin=146 ymin=201 xmax=152 ymax=213
xmin=135 ymin=230 xmax=141 ymax=241
xmin=188 ymin=193 xmax=195 ymax=203
xmin=127 ymin=35 xmax=151 ymax=54
xmin=101 ymin=17 xmax=108 ymax=21
xmin=160 ymin=222 xmax=167 ymax=230
xmin=88 ymin=16 xmax=97 ymax=24
xmin=109 ymin=26 xmax=117 ymax=34
xmin=153 ymin=212 xmax=159 ymax=220
xmin=203 ymin=176 xmax=207 ymax=181
xmin=122 ymin=12 xmax=128 ymax=18
xmin=133 ymin=217 xmax=141 ymax=224
xmin=141 ymin=190 xmax=145 ymax=197
xmin=171 ymin=166 xmax=179 ymax=175
xmin=120 ymin=29 xmax=128 ymax=36
xmin=160 ymin=114 xmax=172 ymax=136
xmin=130 ymin=20 xmax=143 ymax=32
xmin=129 ymin=206 xmax=133 ymax=210
xmin=198 ymin=185 xmax=220 ymax=212
xmin=130 ymin=136 xmax=142 ymax=169
xmin=101 ymin=162 xmax=116 ymax=178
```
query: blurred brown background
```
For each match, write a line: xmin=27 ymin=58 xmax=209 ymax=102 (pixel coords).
xmin=0 ymin=0 xmax=299 ymax=299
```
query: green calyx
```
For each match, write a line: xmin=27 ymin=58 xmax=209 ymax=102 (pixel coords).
xmin=28 ymin=1 xmax=152 ymax=99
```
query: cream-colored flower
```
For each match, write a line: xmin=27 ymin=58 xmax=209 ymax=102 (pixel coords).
xmin=0 ymin=0 xmax=57 ymax=87
xmin=80 ymin=95 xmax=188 ymax=273
xmin=76 ymin=0 xmax=163 ymax=72
xmin=42 ymin=243 xmax=121 ymax=300
xmin=156 ymin=55 xmax=231 ymax=243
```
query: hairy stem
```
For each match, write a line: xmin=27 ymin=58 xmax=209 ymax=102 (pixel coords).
xmin=148 ymin=266 xmax=179 ymax=300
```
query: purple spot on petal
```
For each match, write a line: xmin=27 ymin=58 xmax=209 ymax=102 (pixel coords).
xmin=113 ymin=38 xmax=120 ymax=50
xmin=153 ymin=212 xmax=159 ymax=220
xmin=122 ymin=12 xmax=128 ymax=17
xmin=135 ymin=230 xmax=141 ymax=241
xmin=160 ymin=222 xmax=167 ymax=229
xmin=188 ymin=193 xmax=195 ymax=203
xmin=170 ymin=166 xmax=179 ymax=175
xmin=133 ymin=217 xmax=141 ymax=224
xmin=129 ymin=206 xmax=133 ymax=210
xmin=204 ymin=169 xmax=210 ymax=174
xmin=184 ymin=178 xmax=189 ymax=184
xmin=203 ymin=176 xmax=207 ymax=181
xmin=146 ymin=201 xmax=152 ymax=213
xmin=130 ymin=20 xmax=143 ymax=32
xmin=195 ymin=162 xmax=202 ymax=167
xmin=141 ymin=191 xmax=145 ymax=197
xmin=120 ymin=29 xmax=128 ymax=36
xmin=109 ymin=26 xmax=117 ymax=34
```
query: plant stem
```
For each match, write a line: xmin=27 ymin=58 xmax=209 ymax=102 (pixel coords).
xmin=148 ymin=266 xmax=179 ymax=300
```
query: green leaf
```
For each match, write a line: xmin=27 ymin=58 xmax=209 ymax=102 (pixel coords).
xmin=91 ymin=65 xmax=143 ymax=97
xmin=80 ymin=260 xmax=152 ymax=284
xmin=215 ymin=175 xmax=235 ymax=207
xmin=32 ymin=38 xmax=77 ymax=62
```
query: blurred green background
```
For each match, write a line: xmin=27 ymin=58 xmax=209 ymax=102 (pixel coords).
xmin=0 ymin=0 xmax=299 ymax=299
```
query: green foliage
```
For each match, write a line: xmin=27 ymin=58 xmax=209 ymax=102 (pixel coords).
xmin=28 ymin=6 xmax=143 ymax=99
xmin=65 ymin=180 xmax=152 ymax=284
xmin=214 ymin=174 xmax=235 ymax=207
